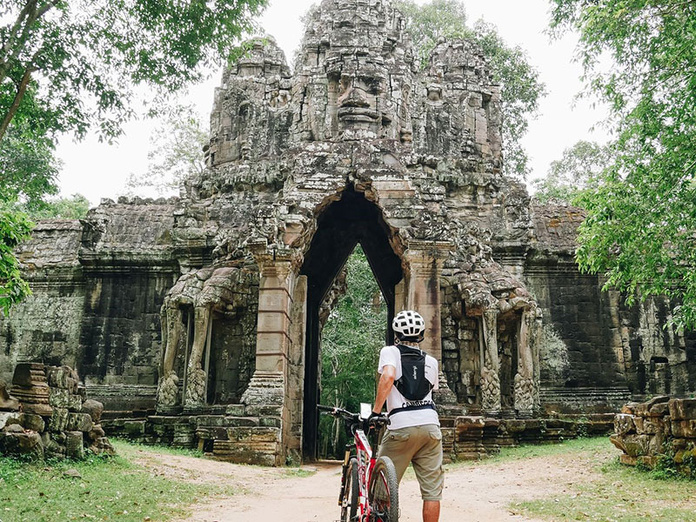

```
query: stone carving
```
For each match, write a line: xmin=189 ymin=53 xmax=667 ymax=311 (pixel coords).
xmin=0 ymin=364 xmax=114 ymax=460
xmin=481 ymin=309 xmax=501 ymax=414
xmin=158 ymin=264 xmax=259 ymax=412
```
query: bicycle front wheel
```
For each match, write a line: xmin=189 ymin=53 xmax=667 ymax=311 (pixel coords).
xmin=341 ymin=457 xmax=359 ymax=522
xmin=368 ymin=455 xmax=399 ymax=522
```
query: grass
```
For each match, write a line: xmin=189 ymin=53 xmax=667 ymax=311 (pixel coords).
xmin=481 ymin=437 xmax=696 ymax=522
xmin=0 ymin=440 xmax=234 ymax=522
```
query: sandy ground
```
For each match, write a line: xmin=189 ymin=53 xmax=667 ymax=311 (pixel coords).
xmin=132 ymin=443 xmax=616 ymax=522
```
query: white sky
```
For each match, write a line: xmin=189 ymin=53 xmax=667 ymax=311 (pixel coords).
xmin=56 ymin=0 xmax=608 ymax=207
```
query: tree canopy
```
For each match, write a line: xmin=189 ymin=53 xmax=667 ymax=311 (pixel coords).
xmin=396 ymin=0 xmax=546 ymax=177
xmin=533 ymin=140 xmax=612 ymax=205
xmin=0 ymin=0 xmax=268 ymax=145
xmin=124 ymin=104 xmax=207 ymax=198
xmin=549 ymin=0 xmax=696 ymax=329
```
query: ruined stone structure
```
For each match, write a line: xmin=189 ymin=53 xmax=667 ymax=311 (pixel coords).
xmin=1 ymin=0 xmax=694 ymax=465
xmin=0 ymin=364 xmax=114 ymax=460
xmin=612 ymin=397 xmax=696 ymax=473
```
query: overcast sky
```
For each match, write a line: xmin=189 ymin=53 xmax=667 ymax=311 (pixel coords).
xmin=56 ymin=0 xmax=608 ymax=206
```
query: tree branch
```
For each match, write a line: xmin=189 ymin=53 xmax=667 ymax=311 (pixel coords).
xmin=0 ymin=0 xmax=58 ymax=86
xmin=0 ymin=65 xmax=35 ymax=142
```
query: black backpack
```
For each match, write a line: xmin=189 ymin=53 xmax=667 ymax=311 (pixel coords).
xmin=394 ymin=344 xmax=433 ymax=401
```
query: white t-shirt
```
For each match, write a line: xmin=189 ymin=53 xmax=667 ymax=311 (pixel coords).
xmin=378 ymin=345 xmax=440 ymax=430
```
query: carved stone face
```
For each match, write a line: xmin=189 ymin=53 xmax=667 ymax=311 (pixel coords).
xmin=326 ymin=58 xmax=402 ymax=140
xmin=326 ymin=60 xmax=391 ymax=139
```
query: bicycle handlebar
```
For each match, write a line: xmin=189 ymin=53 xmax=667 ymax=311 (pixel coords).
xmin=317 ymin=404 xmax=390 ymax=429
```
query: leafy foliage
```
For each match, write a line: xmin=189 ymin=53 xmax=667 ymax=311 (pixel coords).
xmin=0 ymin=0 xmax=268 ymax=144
xmin=396 ymin=0 xmax=546 ymax=177
xmin=549 ymin=0 xmax=696 ymax=329
xmin=318 ymin=245 xmax=386 ymax=458
xmin=0 ymin=87 xmax=61 ymax=209
xmin=124 ymin=104 xmax=207 ymax=197
xmin=533 ymin=140 xmax=612 ymax=204
xmin=0 ymin=210 xmax=32 ymax=315
xmin=25 ymin=194 xmax=91 ymax=220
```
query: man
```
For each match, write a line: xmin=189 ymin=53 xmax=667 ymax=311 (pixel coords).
xmin=372 ymin=310 xmax=443 ymax=522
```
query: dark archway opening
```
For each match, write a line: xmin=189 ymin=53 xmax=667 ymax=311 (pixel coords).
xmin=300 ymin=186 xmax=403 ymax=459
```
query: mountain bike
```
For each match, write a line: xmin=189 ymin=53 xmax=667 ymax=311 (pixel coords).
xmin=318 ymin=403 xmax=399 ymax=522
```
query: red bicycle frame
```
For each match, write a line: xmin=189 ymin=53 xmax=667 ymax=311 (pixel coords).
xmin=319 ymin=403 xmax=399 ymax=522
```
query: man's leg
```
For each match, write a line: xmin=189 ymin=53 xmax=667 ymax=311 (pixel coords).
xmin=423 ymin=500 xmax=440 ymax=522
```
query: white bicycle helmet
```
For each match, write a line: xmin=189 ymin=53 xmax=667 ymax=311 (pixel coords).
xmin=392 ymin=310 xmax=425 ymax=339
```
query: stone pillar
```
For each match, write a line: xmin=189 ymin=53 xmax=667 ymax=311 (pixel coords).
xmin=242 ymin=244 xmax=300 ymax=408
xmin=480 ymin=308 xmax=501 ymax=416
xmin=404 ymin=240 xmax=457 ymax=404
xmin=286 ymin=275 xmax=308 ymax=464
xmin=514 ymin=308 xmax=535 ymax=417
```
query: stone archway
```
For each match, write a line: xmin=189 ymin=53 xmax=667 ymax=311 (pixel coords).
xmin=299 ymin=186 xmax=403 ymax=459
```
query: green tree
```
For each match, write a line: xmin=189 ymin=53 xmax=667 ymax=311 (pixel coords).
xmin=124 ymin=104 xmax=207 ymax=197
xmin=27 ymin=194 xmax=91 ymax=220
xmin=0 ymin=0 xmax=268 ymax=315
xmin=0 ymin=0 xmax=268 ymax=144
xmin=549 ymin=0 xmax=696 ymax=329
xmin=319 ymin=245 xmax=386 ymax=458
xmin=533 ymin=140 xmax=612 ymax=204
xmin=396 ymin=0 xmax=546 ymax=177
xmin=0 ymin=211 xmax=32 ymax=315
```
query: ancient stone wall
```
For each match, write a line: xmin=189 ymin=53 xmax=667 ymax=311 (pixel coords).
xmin=526 ymin=203 xmax=696 ymax=412
xmin=0 ymin=198 xmax=179 ymax=411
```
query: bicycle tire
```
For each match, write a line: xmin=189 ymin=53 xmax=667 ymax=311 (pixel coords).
xmin=368 ymin=455 xmax=399 ymax=522
xmin=340 ymin=457 xmax=359 ymax=522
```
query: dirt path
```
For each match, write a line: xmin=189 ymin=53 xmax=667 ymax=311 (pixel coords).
xmin=133 ymin=443 xmax=616 ymax=522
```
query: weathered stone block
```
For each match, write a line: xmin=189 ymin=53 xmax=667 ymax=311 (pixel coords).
xmin=88 ymin=424 xmax=106 ymax=442
xmin=0 ymin=382 xmax=20 ymax=411
xmin=0 ymin=429 xmax=44 ymax=459
xmin=670 ymin=419 xmax=696 ymax=439
xmin=65 ymin=431 xmax=84 ymax=459
xmin=68 ymin=393 xmax=83 ymax=412
xmin=123 ymin=420 xmax=146 ymax=437
xmin=619 ymin=434 xmax=651 ymax=457
xmin=81 ymin=399 xmax=104 ymax=423
xmin=19 ymin=413 xmax=45 ymax=433
xmin=259 ymin=417 xmax=281 ymax=428
xmin=12 ymin=363 xmax=45 ymax=387
xmin=49 ymin=407 xmax=69 ymax=432
xmin=614 ymin=413 xmax=636 ymax=436
xmin=89 ymin=437 xmax=115 ymax=456
xmin=67 ymin=413 xmax=93 ymax=432
xmin=669 ymin=399 xmax=696 ymax=421
xmin=244 ymin=404 xmax=283 ymax=417
xmin=0 ymin=411 xmax=19 ymax=430
xmin=227 ymin=426 xmax=281 ymax=443
xmin=49 ymin=388 xmax=70 ymax=408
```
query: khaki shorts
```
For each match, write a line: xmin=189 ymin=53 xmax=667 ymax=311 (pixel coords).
xmin=377 ymin=424 xmax=444 ymax=501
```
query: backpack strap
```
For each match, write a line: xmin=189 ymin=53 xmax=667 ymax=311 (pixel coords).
xmin=388 ymin=402 xmax=436 ymax=417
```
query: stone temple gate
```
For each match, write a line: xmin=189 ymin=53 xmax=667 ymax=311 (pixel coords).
xmin=3 ymin=0 xmax=695 ymax=465
xmin=154 ymin=0 xmax=541 ymax=462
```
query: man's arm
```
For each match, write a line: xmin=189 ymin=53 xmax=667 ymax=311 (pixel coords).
xmin=373 ymin=364 xmax=396 ymax=414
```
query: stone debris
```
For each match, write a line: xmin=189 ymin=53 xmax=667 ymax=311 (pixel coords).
xmin=611 ymin=396 xmax=696 ymax=472
xmin=0 ymin=363 xmax=115 ymax=460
